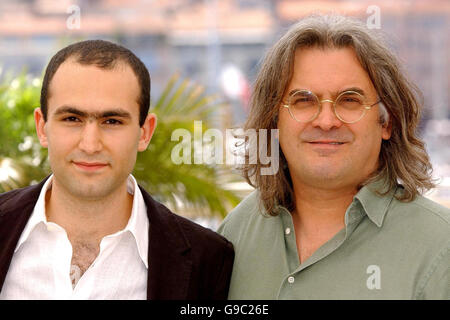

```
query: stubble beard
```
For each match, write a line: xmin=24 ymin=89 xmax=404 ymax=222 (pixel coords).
xmin=52 ymin=164 xmax=130 ymax=203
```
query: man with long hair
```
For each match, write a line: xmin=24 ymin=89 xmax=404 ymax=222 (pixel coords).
xmin=218 ymin=14 xmax=449 ymax=299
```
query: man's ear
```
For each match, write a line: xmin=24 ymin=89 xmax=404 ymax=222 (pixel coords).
xmin=34 ymin=108 xmax=48 ymax=148
xmin=378 ymin=102 xmax=392 ymax=140
xmin=138 ymin=113 xmax=157 ymax=152
xmin=381 ymin=119 xmax=392 ymax=140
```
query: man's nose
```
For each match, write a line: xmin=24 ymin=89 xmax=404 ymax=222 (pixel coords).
xmin=78 ymin=122 xmax=103 ymax=154
xmin=310 ymin=99 xmax=343 ymax=131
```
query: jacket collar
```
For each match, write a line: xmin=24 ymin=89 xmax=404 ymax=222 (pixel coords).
xmin=0 ymin=178 xmax=193 ymax=300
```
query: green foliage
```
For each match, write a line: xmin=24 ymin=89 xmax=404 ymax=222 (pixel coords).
xmin=0 ymin=72 xmax=49 ymax=191
xmin=135 ymin=74 xmax=241 ymax=217
xmin=0 ymin=71 xmax=241 ymax=217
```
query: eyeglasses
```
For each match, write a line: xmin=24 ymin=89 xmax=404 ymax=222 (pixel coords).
xmin=282 ymin=89 xmax=381 ymax=124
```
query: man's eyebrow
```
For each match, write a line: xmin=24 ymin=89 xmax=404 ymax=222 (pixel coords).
xmin=286 ymin=87 xmax=367 ymax=97
xmin=338 ymin=87 xmax=366 ymax=96
xmin=287 ymin=89 xmax=301 ymax=97
xmin=100 ymin=110 xmax=132 ymax=119
xmin=53 ymin=106 xmax=87 ymax=117
xmin=53 ymin=106 xmax=132 ymax=119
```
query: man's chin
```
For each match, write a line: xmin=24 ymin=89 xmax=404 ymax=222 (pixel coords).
xmin=298 ymin=166 xmax=351 ymax=186
xmin=54 ymin=176 xmax=121 ymax=201
xmin=67 ymin=186 xmax=115 ymax=201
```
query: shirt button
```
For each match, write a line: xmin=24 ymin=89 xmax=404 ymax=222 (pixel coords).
xmin=288 ymin=276 xmax=295 ymax=284
xmin=285 ymin=227 xmax=291 ymax=235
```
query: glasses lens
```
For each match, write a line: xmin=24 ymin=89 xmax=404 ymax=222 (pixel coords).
xmin=335 ymin=91 xmax=365 ymax=122
xmin=288 ymin=90 xmax=319 ymax=122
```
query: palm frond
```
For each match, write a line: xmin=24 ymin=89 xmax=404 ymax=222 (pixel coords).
xmin=135 ymin=75 xmax=242 ymax=217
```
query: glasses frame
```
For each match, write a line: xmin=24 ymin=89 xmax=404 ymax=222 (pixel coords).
xmin=282 ymin=89 xmax=381 ymax=124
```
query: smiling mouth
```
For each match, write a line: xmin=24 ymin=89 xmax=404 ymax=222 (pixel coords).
xmin=309 ymin=141 xmax=345 ymax=145
xmin=73 ymin=162 xmax=108 ymax=171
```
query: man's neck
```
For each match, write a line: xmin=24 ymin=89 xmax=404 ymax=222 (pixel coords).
xmin=44 ymin=178 xmax=134 ymax=243
xmin=292 ymin=182 xmax=357 ymax=235
xmin=290 ymin=181 xmax=358 ymax=263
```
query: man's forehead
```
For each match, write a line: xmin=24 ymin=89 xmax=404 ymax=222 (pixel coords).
xmin=56 ymin=56 xmax=130 ymax=70
xmin=287 ymin=47 xmax=375 ymax=94
xmin=47 ymin=58 xmax=140 ymax=116
xmin=50 ymin=58 xmax=136 ymax=84
xmin=292 ymin=47 xmax=365 ymax=74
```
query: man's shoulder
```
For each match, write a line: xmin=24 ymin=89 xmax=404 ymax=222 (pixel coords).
xmin=218 ymin=190 xmax=266 ymax=236
xmin=409 ymin=195 xmax=450 ymax=223
xmin=386 ymin=193 xmax=450 ymax=244
xmin=0 ymin=188 xmax=23 ymax=207
xmin=174 ymin=210 xmax=233 ymax=250
xmin=386 ymin=195 xmax=449 ymax=299
xmin=223 ymin=189 xmax=261 ymax=219
xmin=0 ymin=186 xmax=29 ymax=205
xmin=145 ymin=193 xmax=234 ymax=255
xmin=0 ymin=183 xmax=42 ymax=215
xmin=390 ymin=193 xmax=450 ymax=227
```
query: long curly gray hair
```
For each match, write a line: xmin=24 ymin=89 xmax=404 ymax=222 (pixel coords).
xmin=241 ymin=14 xmax=435 ymax=215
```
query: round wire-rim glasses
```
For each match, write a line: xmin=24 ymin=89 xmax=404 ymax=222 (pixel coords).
xmin=282 ymin=89 xmax=381 ymax=124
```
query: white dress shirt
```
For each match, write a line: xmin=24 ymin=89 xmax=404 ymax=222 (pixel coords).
xmin=0 ymin=174 xmax=149 ymax=300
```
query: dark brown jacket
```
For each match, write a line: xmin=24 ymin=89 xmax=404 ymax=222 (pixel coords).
xmin=0 ymin=178 xmax=234 ymax=299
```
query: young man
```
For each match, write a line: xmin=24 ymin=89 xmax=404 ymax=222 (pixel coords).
xmin=218 ymin=14 xmax=449 ymax=299
xmin=0 ymin=40 xmax=234 ymax=299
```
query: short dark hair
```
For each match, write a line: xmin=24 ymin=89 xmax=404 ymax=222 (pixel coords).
xmin=40 ymin=39 xmax=150 ymax=126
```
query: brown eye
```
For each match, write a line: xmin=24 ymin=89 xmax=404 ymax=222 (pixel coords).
xmin=104 ymin=119 xmax=122 ymax=125
xmin=341 ymin=97 xmax=361 ymax=103
xmin=63 ymin=116 xmax=81 ymax=122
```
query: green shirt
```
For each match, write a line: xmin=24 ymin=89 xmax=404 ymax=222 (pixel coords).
xmin=218 ymin=180 xmax=450 ymax=299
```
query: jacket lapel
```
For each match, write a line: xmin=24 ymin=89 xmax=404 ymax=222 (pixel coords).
xmin=139 ymin=187 xmax=193 ymax=300
xmin=0 ymin=179 xmax=48 ymax=291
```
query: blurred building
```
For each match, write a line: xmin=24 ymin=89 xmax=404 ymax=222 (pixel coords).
xmin=0 ymin=0 xmax=448 ymax=120
xmin=0 ymin=0 xmax=448 ymax=206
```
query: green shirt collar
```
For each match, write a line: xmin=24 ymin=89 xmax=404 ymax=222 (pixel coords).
xmin=355 ymin=178 xmax=397 ymax=228
xmin=274 ymin=178 xmax=398 ymax=228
